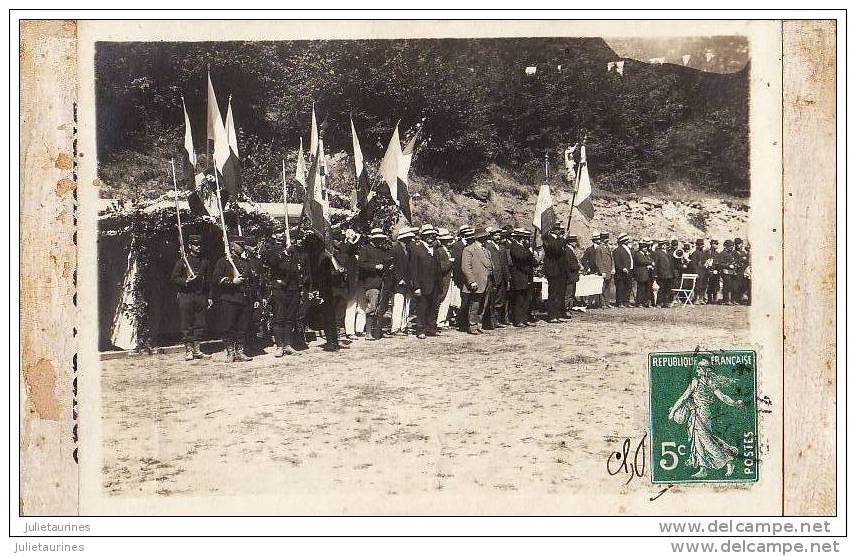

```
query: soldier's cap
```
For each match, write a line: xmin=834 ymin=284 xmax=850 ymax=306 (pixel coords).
xmin=187 ymin=234 xmax=202 ymax=243
xmin=735 ymin=237 xmax=744 ymax=244
xmin=437 ymin=228 xmax=454 ymax=241
xmin=617 ymin=233 xmax=629 ymax=244
xmin=724 ymin=239 xmax=734 ymax=246
xmin=696 ymin=238 xmax=705 ymax=245
xmin=419 ymin=224 xmax=438 ymax=236
xmin=472 ymin=228 xmax=489 ymax=240
xmin=368 ymin=228 xmax=387 ymax=240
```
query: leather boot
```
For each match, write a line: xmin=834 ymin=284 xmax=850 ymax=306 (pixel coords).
xmin=184 ymin=342 xmax=194 ymax=361
xmin=233 ymin=340 xmax=253 ymax=362
xmin=192 ymin=341 xmax=210 ymax=359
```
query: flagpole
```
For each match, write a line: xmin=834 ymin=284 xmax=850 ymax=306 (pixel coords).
xmin=282 ymin=159 xmax=292 ymax=248
xmin=213 ymin=166 xmax=241 ymax=278
xmin=205 ymin=65 xmax=210 ymax=167
xmin=170 ymin=158 xmax=196 ymax=281
xmin=566 ymin=153 xmax=582 ymax=233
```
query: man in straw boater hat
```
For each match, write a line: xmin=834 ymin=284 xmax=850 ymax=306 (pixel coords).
xmin=170 ymin=233 xmax=212 ymax=361
xmin=263 ymin=223 xmax=306 ymax=357
xmin=613 ymin=232 xmax=635 ymax=308
xmin=542 ymin=222 xmax=568 ymax=323
xmin=389 ymin=226 xmax=416 ymax=336
xmin=450 ymin=225 xmax=474 ymax=331
xmin=435 ymin=228 xmax=457 ymax=330
xmin=460 ymin=227 xmax=495 ymax=334
xmin=358 ymin=227 xmax=391 ymax=340
xmin=409 ymin=224 xmax=442 ymax=339
xmin=212 ymin=236 xmax=258 ymax=362
xmin=508 ymin=227 xmax=536 ymax=327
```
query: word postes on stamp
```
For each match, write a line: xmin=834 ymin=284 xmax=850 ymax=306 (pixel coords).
xmin=649 ymin=350 xmax=758 ymax=484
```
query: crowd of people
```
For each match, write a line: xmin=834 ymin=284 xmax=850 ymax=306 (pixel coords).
xmin=171 ymin=222 xmax=752 ymax=362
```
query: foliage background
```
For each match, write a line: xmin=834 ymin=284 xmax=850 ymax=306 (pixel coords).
xmin=95 ymin=37 xmax=749 ymax=202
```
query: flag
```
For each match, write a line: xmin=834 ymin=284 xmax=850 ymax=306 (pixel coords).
xmin=309 ymin=103 xmax=319 ymax=158
xmin=350 ymin=116 xmax=370 ymax=209
xmin=302 ymin=138 xmax=331 ymax=246
xmin=532 ymin=181 xmax=555 ymax=234
xmin=183 ymin=96 xmax=219 ymax=217
xmin=395 ymin=130 xmax=418 ymax=223
xmin=181 ymin=96 xmax=197 ymax=187
xmin=379 ymin=124 xmax=401 ymax=203
xmin=222 ymin=96 xmax=241 ymax=198
xmin=206 ymin=71 xmax=221 ymax=152
xmin=574 ymin=145 xmax=594 ymax=220
xmin=295 ymin=138 xmax=307 ymax=190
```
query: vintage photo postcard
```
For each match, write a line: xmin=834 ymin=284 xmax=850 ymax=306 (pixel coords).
xmin=17 ymin=17 xmax=839 ymax=523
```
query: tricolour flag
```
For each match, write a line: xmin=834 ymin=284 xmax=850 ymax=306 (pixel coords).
xmin=222 ymin=96 xmax=241 ymax=199
xmin=182 ymin=96 xmax=219 ymax=217
xmin=302 ymin=138 xmax=331 ymax=246
xmin=532 ymin=181 xmax=555 ymax=234
xmin=396 ymin=130 xmax=418 ymax=223
xmin=379 ymin=124 xmax=402 ymax=207
xmin=206 ymin=71 xmax=221 ymax=152
xmin=350 ymin=116 xmax=370 ymax=209
xmin=295 ymin=138 xmax=307 ymax=191
xmin=573 ymin=145 xmax=594 ymax=220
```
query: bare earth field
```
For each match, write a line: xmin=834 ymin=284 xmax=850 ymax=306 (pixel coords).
xmin=100 ymin=305 xmax=750 ymax=513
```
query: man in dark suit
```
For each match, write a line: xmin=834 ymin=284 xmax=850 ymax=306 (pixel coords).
xmin=653 ymin=240 xmax=675 ymax=308
xmin=358 ymin=228 xmax=391 ymax=340
xmin=484 ymin=227 xmax=510 ymax=329
xmin=508 ymin=229 xmax=535 ymax=327
xmin=542 ymin=223 xmax=568 ymax=323
xmin=451 ymin=225 xmax=473 ymax=331
xmin=705 ymin=239 xmax=721 ymax=304
xmin=632 ymin=240 xmax=655 ymax=308
xmin=612 ymin=233 xmax=635 ymax=307
xmin=409 ymin=224 xmax=442 ymax=339
xmin=564 ymin=235 xmax=582 ymax=315
xmin=389 ymin=227 xmax=415 ymax=335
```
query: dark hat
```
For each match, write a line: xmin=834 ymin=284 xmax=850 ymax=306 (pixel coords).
xmin=710 ymin=239 xmax=720 ymax=245
xmin=272 ymin=223 xmax=288 ymax=234
xmin=735 ymin=237 xmax=744 ymax=244
xmin=187 ymin=234 xmax=202 ymax=244
xmin=472 ymin=228 xmax=489 ymax=240
xmin=243 ymin=235 xmax=258 ymax=247
xmin=502 ymin=224 xmax=514 ymax=231
xmin=600 ymin=232 xmax=610 ymax=240
xmin=724 ymin=239 xmax=734 ymax=247
xmin=229 ymin=236 xmax=246 ymax=246
xmin=551 ymin=222 xmax=564 ymax=230
xmin=696 ymin=238 xmax=705 ymax=245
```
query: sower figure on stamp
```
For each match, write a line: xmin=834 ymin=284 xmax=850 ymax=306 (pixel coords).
xmin=460 ymin=228 xmax=494 ymax=335
xmin=171 ymin=234 xmax=212 ymax=361
xmin=263 ymin=224 xmax=305 ymax=357
xmin=409 ymin=224 xmax=442 ymax=339
xmin=542 ymin=223 xmax=568 ymax=323
xmin=509 ymin=228 xmax=535 ymax=327
xmin=668 ymin=358 xmax=745 ymax=478
xmin=358 ymin=228 xmax=390 ymax=341
xmin=212 ymin=237 xmax=256 ymax=362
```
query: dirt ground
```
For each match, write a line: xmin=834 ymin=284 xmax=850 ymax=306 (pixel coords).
xmin=100 ymin=305 xmax=749 ymax=511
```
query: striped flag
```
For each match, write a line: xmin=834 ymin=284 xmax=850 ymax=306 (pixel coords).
xmin=222 ymin=96 xmax=241 ymax=199
xmin=532 ymin=181 xmax=556 ymax=234
xmin=574 ymin=145 xmax=594 ymax=220
xmin=350 ymin=116 xmax=369 ymax=209
xmin=379 ymin=125 xmax=407 ymax=219
xmin=303 ymin=138 xmax=331 ymax=246
xmin=295 ymin=138 xmax=307 ymax=191
xmin=396 ymin=130 xmax=418 ymax=223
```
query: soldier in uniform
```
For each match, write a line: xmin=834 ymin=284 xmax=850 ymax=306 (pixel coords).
xmin=409 ymin=224 xmax=442 ymax=339
xmin=564 ymin=234 xmax=582 ymax=314
xmin=241 ymin=235 xmax=268 ymax=356
xmin=461 ymin=228 xmax=494 ymax=334
xmin=451 ymin=226 xmax=473 ymax=331
xmin=612 ymin=233 xmax=635 ymax=308
xmin=653 ymin=239 xmax=675 ymax=308
xmin=389 ymin=227 xmax=415 ymax=336
xmin=541 ymin=223 xmax=568 ymax=323
xmin=632 ymin=240 xmax=655 ymax=308
xmin=718 ymin=239 xmax=738 ymax=305
xmin=212 ymin=237 xmax=257 ymax=362
xmin=509 ymin=228 xmax=535 ymax=326
xmin=263 ymin=224 xmax=305 ymax=357
xmin=705 ymin=239 xmax=721 ymax=304
xmin=171 ymin=234 xmax=212 ymax=361
xmin=358 ymin=228 xmax=391 ymax=340
xmin=484 ymin=227 xmax=510 ymax=329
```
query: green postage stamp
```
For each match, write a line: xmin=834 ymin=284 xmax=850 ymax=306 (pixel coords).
xmin=649 ymin=351 xmax=758 ymax=484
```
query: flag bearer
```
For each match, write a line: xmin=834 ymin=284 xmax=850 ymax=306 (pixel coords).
xmin=212 ymin=237 xmax=257 ymax=362
xmin=171 ymin=234 xmax=211 ymax=361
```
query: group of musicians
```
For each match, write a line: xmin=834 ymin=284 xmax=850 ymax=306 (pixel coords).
xmin=171 ymin=222 xmax=751 ymax=362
